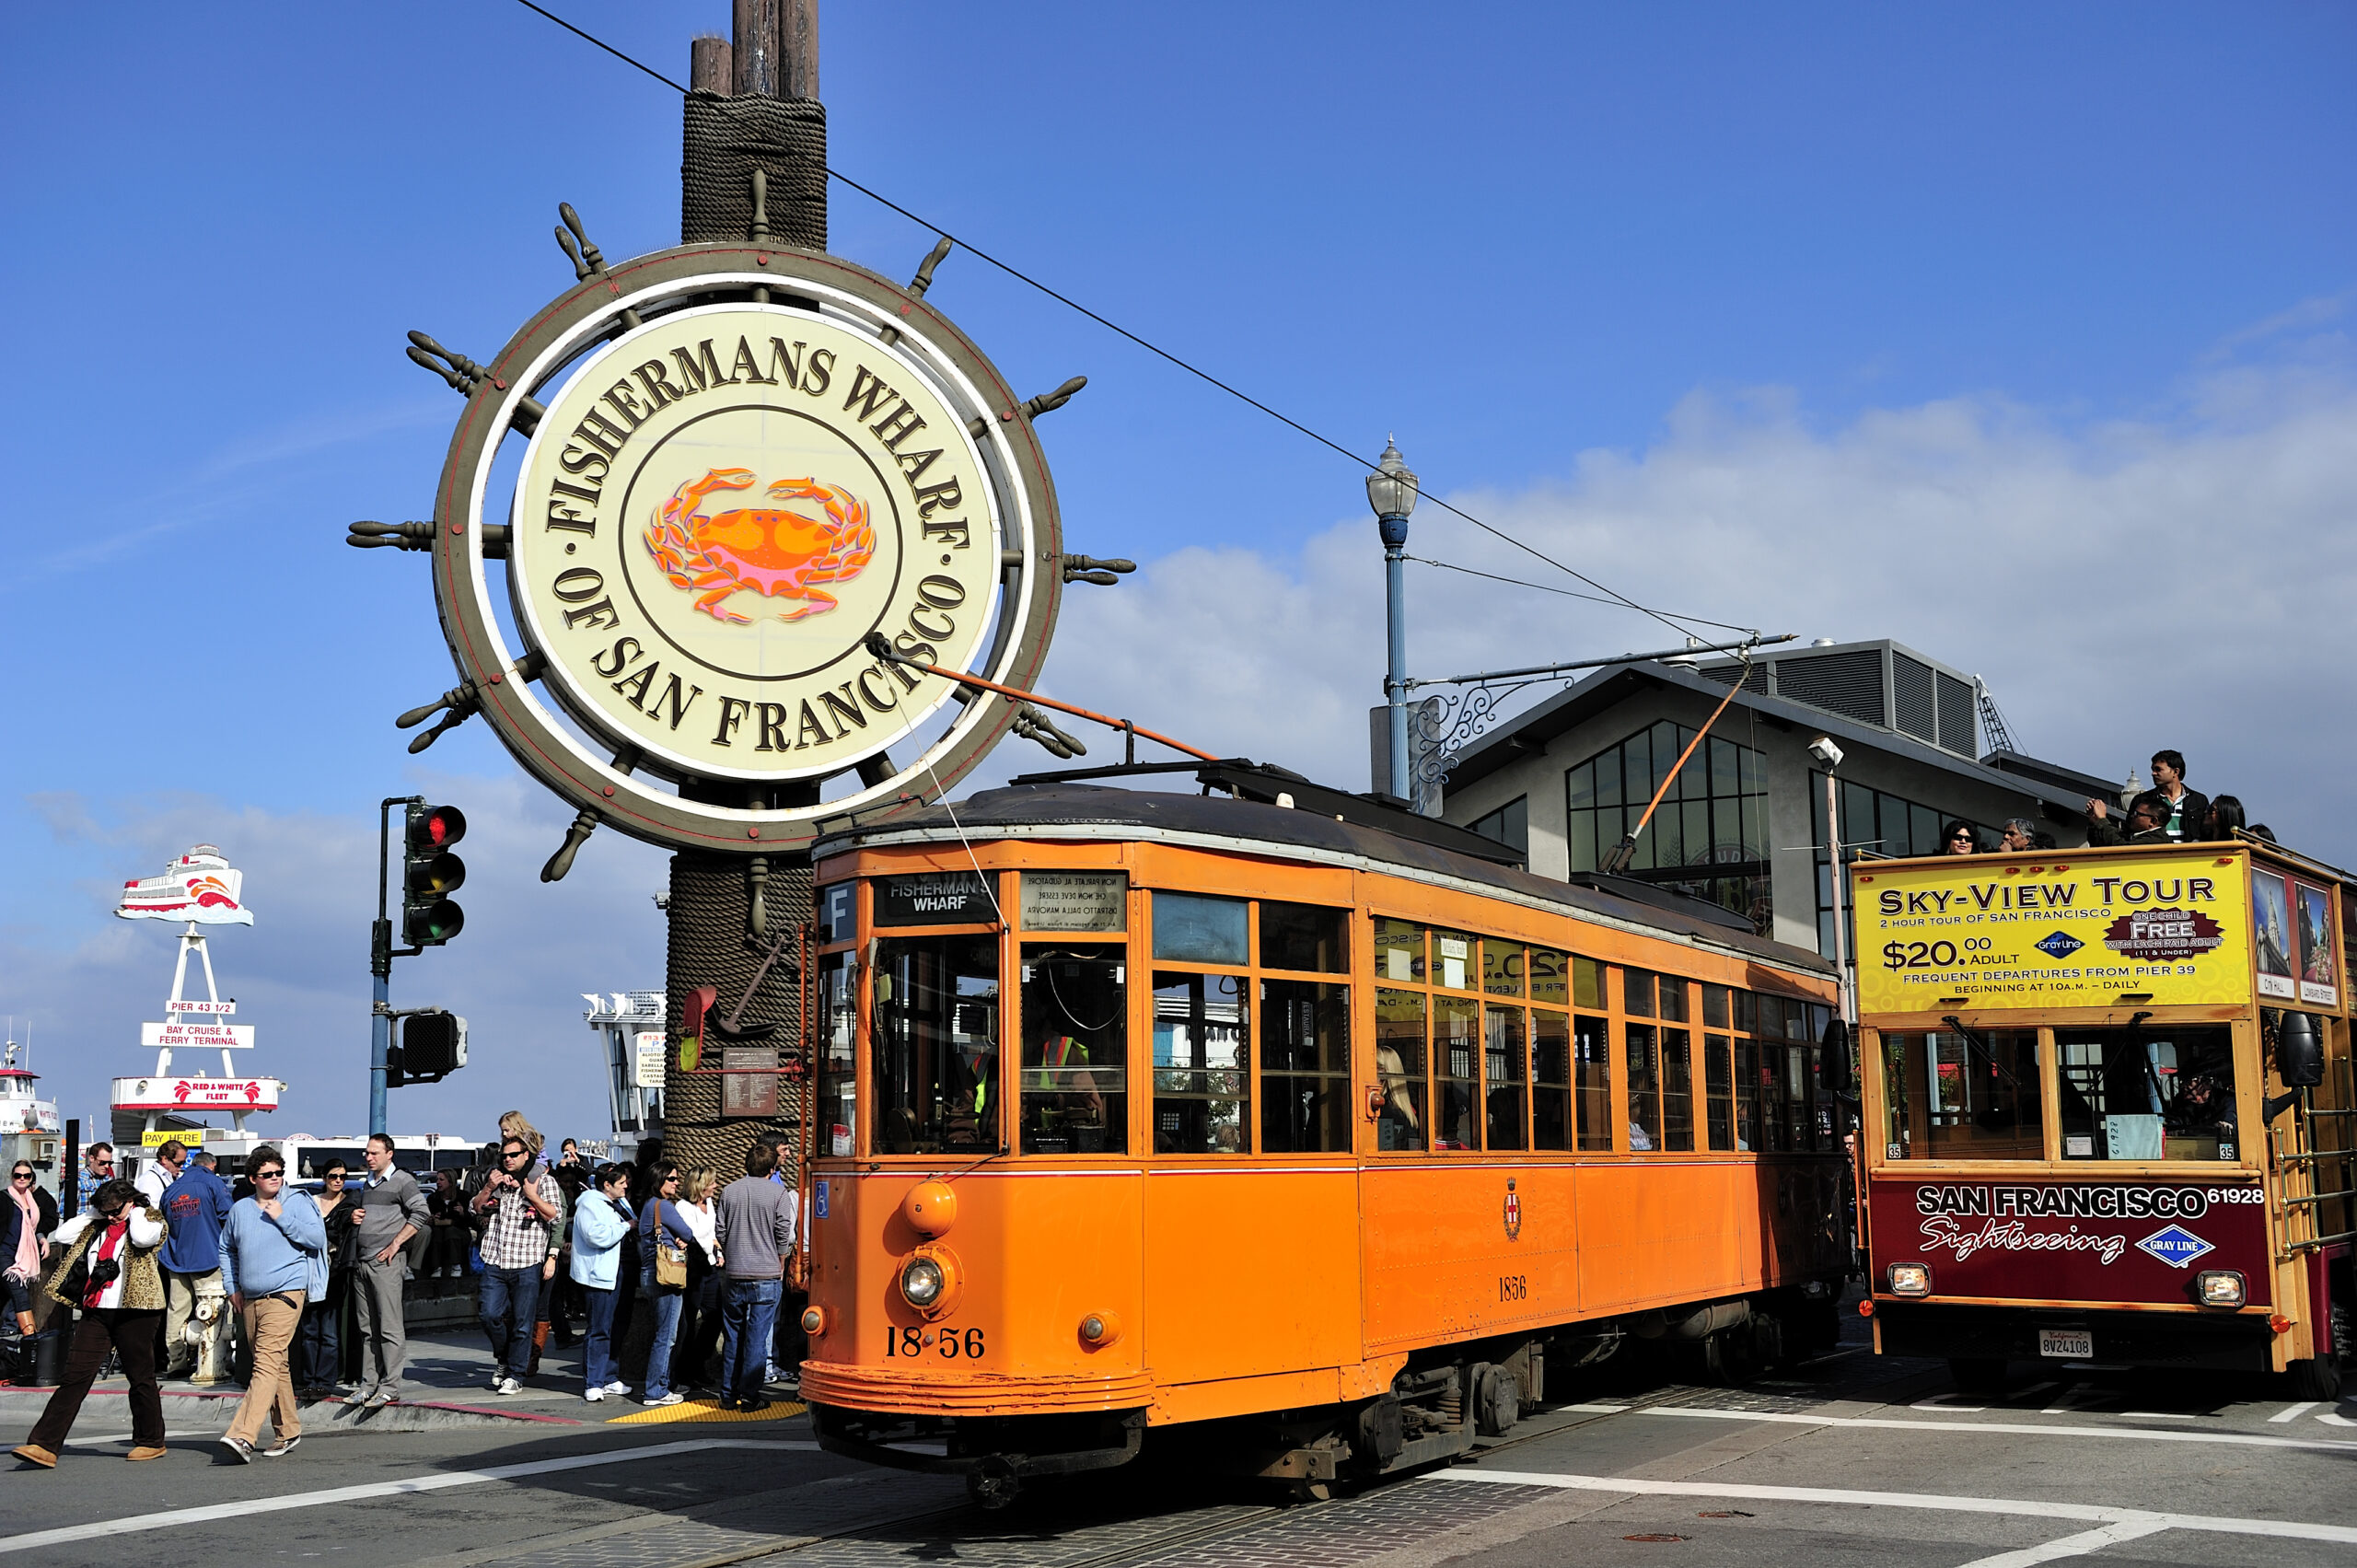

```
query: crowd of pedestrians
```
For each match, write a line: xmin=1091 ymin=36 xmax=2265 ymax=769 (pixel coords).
xmin=9 ymin=1114 xmax=805 ymax=1467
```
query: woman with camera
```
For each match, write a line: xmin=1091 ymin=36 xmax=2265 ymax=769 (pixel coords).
xmin=10 ymin=1179 xmax=168 ymax=1468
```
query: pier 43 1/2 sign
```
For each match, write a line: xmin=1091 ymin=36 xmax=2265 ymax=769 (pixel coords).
xmin=426 ymin=245 xmax=1066 ymax=855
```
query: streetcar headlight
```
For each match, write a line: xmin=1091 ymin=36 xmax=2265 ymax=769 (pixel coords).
xmin=1887 ymin=1262 xmax=1932 ymax=1297
xmin=1078 ymin=1310 xmax=1122 ymax=1348
xmin=900 ymin=1256 xmax=945 ymax=1307
xmin=801 ymin=1305 xmax=829 ymax=1336
xmin=2196 ymin=1270 xmax=2246 ymax=1308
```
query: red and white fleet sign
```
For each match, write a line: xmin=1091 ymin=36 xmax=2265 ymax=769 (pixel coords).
xmin=111 ymin=1076 xmax=283 ymax=1112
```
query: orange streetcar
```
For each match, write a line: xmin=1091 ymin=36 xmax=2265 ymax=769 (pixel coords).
xmin=796 ymin=765 xmax=1848 ymax=1502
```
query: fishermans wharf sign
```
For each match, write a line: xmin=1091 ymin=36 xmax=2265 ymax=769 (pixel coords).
xmin=413 ymin=242 xmax=1069 ymax=859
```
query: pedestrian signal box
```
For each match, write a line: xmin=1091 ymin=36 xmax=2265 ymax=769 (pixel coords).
xmin=402 ymin=804 xmax=468 ymax=946
xmin=396 ymin=1011 xmax=468 ymax=1085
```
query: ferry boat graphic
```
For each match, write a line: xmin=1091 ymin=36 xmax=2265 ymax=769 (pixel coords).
xmin=115 ymin=844 xmax=253 ymax=925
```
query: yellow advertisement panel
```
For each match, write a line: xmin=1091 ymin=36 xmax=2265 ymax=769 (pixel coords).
xmin=1854 ymin=849 xmax=2248 ymax=1015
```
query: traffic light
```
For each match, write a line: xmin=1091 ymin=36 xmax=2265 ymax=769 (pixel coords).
xmin=401 ymin=1012 xmax=469 ymax=1081
xmin=402 ymin=804 xmax=468 ymax=946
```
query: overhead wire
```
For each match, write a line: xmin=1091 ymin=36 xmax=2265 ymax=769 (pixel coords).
xmin=507 ymin=0 xmax=1740 ymax=647
xmin=1404 ymin=555 xmax=1758 ymax=634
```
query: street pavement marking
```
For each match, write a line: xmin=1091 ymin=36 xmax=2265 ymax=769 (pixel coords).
xmin=2270 ymin=1401 xmax=2321 ymax=1423
xmin=1952 ymin=1518 xmax=2174 ymax=1567
xmin=2116 ymin=1411 xmax=2197 ymax=1420
xmin=0 ymin=1436 xmax=822 ymax=1556
xmin=1441 ymin=1469 xmax=2357 ymax=1547
xmin=1633 ymin=1403 xmax=2357 ymax=1453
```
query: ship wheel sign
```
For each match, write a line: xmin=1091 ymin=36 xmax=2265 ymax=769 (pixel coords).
xmin=358 ymin=214 xmax=1100 ymax=872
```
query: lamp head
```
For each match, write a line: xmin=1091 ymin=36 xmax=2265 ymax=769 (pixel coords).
xmin=1808 ymin=735 xmax=1844 ymax=768
xmin=1366 ymin=436 xmax=1419 ymax=524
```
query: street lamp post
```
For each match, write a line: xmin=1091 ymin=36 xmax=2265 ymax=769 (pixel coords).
xmin=1366 ymin=438 xmax=1420 ymax=803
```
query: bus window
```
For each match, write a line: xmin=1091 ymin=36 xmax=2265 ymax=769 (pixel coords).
xmin=819 ymin=949 xmax=858 ymax=1157
xmin=1485 ymin=1005 xmax=1527 ymax=1150
xmin=1627 ymin=1024 xmax=1661 ymax=1151
xmin=872 ymin=935 xmax=1000 ymax=1156
xmin=1482 ymin=941 xmax=1525 ymax=998
xmin=2055 ymin=1026 xmax=2238 ymax=1161
xmin=1260 ymin=980 xmax=1351 ymax=1153
xmin=1575 ymin=1015 xmax=1611 ymax=1151
xmin=1374 ymin=918 xmax=1427 ymax=984
xmin=1375 ymin=989 xmax=1428 ymax=1151
xmin=1433 ymin=931 xmax=1475 ymax=992
xmin=1662 ymin=1027 xmax=1695 ymax=1151
xmin=1735 ymin=1037 xmax=1759 ymax=1151
xmin=1624 ymin=969 xmax=1656 ymax=1018
xmin=1152 ymin=971 xmax=1248 ymax=1155
xmin=1529 ymin=947 xmax=1568 ymax=1008
xmin=1019 ymin=947 xmax=1126 ymax=1156
xmin=1879 ymin=1029 xmax=2042 ymax=1160
xmin=1155 ymin=891 xmax=1248 ymax=965
xmin=1533 ymin=1010 xmax=1572 ymax=1150
xmin=1705 ymin=1033 xmax=1734 ymax=1150
xmin=1261 ymin=902 xmax=1349 ymax=973
xmin=1434 ymin=994 xmax=1480 ymax=1147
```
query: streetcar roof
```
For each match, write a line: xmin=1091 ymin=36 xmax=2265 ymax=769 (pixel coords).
xmin=818 ymin=781 xmax=1834 ymax=986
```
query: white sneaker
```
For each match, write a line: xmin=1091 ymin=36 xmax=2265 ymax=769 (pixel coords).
xmin=602 ymin=1380 xmax=629 ymax=1395
xmin=585 ymin=1388 xmax=604 ymax=1402
xmin=643 ymin=1391 xmax=683 ymax=1407
xmin=494 ymin=1376 xmax=522 ymax=1396
xmin=218 ymin=1434 xmax=255 ymax=1464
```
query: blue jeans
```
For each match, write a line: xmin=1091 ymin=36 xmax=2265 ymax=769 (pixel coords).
xmin=718 ymin=1278 xmax=782 ymax=1403
xmin=639 ymin=1266 xmax=684 ymax=1400
xmin=582 ymin=1284 xmax=619 ymax=1391
xmin=478 ymin=1264 xmax=543 ymax=1380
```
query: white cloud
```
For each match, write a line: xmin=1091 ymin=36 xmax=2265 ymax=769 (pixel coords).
xmin=1041 ymin=355 xmax=2357 ymax=864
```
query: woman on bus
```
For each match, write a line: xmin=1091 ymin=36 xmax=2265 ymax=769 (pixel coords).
xmin=2204 ymin=795 xmax=2247 ymax=841
xmin=1940 ymin=821 xmax=1980 ymax=855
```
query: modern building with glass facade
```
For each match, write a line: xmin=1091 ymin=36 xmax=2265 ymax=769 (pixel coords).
xmin=1427 ymin=638 xmax=2125 ymax=961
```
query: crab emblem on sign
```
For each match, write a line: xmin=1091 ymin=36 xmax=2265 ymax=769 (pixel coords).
xmin=645 ymin=468 xmax=876 ymax=624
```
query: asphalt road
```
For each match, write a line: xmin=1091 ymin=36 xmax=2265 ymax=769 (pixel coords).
xmin=8 ymin=1328 xmax=2355 ymax=1568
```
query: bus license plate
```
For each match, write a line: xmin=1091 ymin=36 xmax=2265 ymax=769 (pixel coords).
xmin=2038 ymin=1328 xmax=2093 ymax=1360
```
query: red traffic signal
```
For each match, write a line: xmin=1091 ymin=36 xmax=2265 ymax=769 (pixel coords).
xmin=410 ymin=805 xmax=467 ymax=852
xmin=402 ymin=804 xmax=469 ymax=947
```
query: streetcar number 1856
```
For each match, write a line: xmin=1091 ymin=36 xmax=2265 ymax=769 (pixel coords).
xmin=884 ymin=1326 xmax=986 ymax=1359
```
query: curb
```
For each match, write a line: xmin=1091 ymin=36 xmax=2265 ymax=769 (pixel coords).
xmin=0 ymin=1386 xmax=583 ymax=1434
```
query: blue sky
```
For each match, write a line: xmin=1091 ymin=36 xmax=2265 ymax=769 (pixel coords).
xmin=3 ymin=3 xmax=2351 ymax=1144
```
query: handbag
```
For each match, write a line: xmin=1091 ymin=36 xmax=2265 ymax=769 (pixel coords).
xmin=653 ymin=1210 xmax=688 ymax=1289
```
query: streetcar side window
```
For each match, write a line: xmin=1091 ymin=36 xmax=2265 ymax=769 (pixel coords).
xmin=1575 ymin=1015 xmax=1612 ymax=1151
xmin=1735 ymin=1036 xmax=1759 ymax=1152
xmin=1019 ymin=947 xmax=1127 ymax=1156
xmin=1260 ymin=902 xmax=1349 ymax=974
xmin=1658 ymin=978 xmax=1690 ymax=1024
xmin=818 ymin=949 xmax=857 ymax=1158
xmin=1482 ymin=940 xmax=1526 ymax=998
xmin=1485 ymin=1005 xmax=1528 ymax=1150
xmin=1626 ymin=1023 xmax=1661 ymax=1151
xmin=871 ymin=935 xmax=1001 ymax=1156
xmin=1152 ymin=971 xmax=1248 ymax=1155
xmin=1573 ymin=955 xmax=1604 ymax=1011
xmin=1532 ymin=1010 xmax=1573 ymax=1151
xmin=1624 ymin=969 xmax=1656 ymax=1018
xmin=1705 ymin=1033 xmax=1735 ymax=1150
xmin=1661 ymin=1026 xmax=1695 ymax=1151
xmin=1529 ymin=947 xmax=1568 ymax=1008
xmin=1374 ymin=918 xmax=1427 ymax=983
xmin=2054 ymin=1026 xmax=2238 ymax=1162
xmin=1260 ymin=979 xmax=1352 ymax=1153
xmin=1701 ymin=983 xmax=1730 ymax=1030
xmin=1432 ymin=930 xmax=1476 ymax=991
xmin=1879 ymin=1028 xmax=2043 ymax=1161
xmin=1154 ymin=892 xmax=1248 ymax=965
xmin=1375 ymin=989 xmax=1428 ymax=1151
xmin=1434 ymin=994 xmax=1481 ymax=1148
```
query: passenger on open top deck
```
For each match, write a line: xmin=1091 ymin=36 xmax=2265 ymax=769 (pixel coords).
xmin=1939 ymin=821 xmax=1980 ymax=855
xmin=1993 ymin=818 xmax=2037 ymax=853
xmin=2088 ymin=749 xmax=2211 ymax=845
xmin=2204 ymin=794 xmax=2247 ymax=842
xmin=2089 ymin=796 xmax=2171 ymax=848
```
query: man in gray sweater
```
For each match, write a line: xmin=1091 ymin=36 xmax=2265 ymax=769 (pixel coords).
xmin=714 ymin=1143 xmax=797 ymax=1412
xmin=352 ymin=1134 xmax=432 ymax=1407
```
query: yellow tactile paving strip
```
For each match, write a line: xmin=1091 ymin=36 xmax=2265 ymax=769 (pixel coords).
xmin=606 ymin=1396 xmax=809 ymax=1425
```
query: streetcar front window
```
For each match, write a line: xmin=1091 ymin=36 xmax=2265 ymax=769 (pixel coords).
xmin=1879 ymin=1028 xmax=2043 ymax=1160
xmin=819 ymin=948 xmax=857 ymax=1157
xmin=871 ymin=935 xmax=1001 ymax=1156
xmin=1020 ymin=947 xmax=1127 ymax=1155
xmin=1262 ymin=980 xmax=1352 ymax=1152
xmin=1153 ymin=970 xmax=1248 ymax=1155
xmin=2055 ymin=1026 xmax=2239 ymax=1161
xmin=1260 ymin=901 xmax=1349 ymax=973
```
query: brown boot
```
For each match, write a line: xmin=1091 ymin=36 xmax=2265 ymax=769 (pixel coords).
xmin=528 ymin=1318 xmax=549 ymax=1376
xmin=127 ymin=1445 xmax=168 ymax=1461
xmin=11 ymin=1443 xmax=57 ymax=1469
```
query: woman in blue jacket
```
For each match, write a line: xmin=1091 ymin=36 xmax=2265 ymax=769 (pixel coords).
xmin=568 ymin=1164 xmax=633 ymax=1402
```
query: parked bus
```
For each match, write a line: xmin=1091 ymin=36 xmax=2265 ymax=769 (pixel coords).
xmin=794 ymin=770 xmax=1850 ymax=1504
xmin=1853 ymin=836 xmax=2354 ymax=1397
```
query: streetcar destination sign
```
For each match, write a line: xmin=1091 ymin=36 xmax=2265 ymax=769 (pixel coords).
xmin=1854 ymin=849 xmax=2250 ymax=1012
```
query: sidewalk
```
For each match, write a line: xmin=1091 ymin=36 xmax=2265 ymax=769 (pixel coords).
xmin=2 ymin=1324 xmax=807 ymax=1440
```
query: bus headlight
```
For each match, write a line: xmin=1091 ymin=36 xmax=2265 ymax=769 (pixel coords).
xmin=2196 ymin=1270 xmax=2246 ymax=1307
xmin=900 ymin=1256 xmax=945 ymax=1307
xmin=1887 ymin=1262 xmax=1932 ymax=1297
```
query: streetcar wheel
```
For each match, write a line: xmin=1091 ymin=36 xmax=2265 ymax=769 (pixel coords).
xmin=1948 ymin=1357 xmax=2008 ymax=1396
xmin=2286 ymin=1354 xmax=2343 ymax=1403
xmin=1710 ymin=1327 xmax=1759 ymax=1387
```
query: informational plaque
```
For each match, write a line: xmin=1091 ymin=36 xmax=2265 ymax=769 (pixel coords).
xmin=722 ymin=1045 xmax=777 ymax=1119
xmin=874 ymin=870 xmax=995 ymax=926
xmin=1020 ymin=871 xmax=1126 ymax=933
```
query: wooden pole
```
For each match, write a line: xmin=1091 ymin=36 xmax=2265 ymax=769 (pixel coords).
xmin=690 ymin=33 xmax=732 ymax=93
xmin=780 ymin=0 xmax=819 ymax=100
xmin=733 ymin=0 xmax=781 ymax=97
